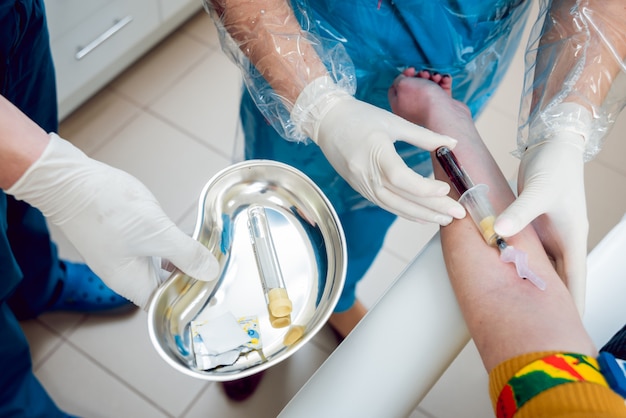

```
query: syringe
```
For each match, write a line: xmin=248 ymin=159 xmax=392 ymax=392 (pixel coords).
xmin=435 ymin=147 xmax=503 ymax=248
xmin=435 ymin=147 xmax=546 ymax=290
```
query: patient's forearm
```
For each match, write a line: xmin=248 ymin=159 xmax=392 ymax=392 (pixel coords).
xmin=432 ymin=110 xmax=596 ymax=372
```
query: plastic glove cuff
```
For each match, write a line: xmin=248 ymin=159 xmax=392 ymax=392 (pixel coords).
xmin=290 ymin=75 xmax=353 ymax=143
xmin=6 ymin=133 xmax=94 ymax=222
xmin=7 ymin=133 xmax=62 ymax=195
xmin=517 ymin=102 xmax=592 ymax=160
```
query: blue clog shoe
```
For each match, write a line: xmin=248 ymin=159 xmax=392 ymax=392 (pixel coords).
xmin=48 ymin=261 xmax=134 ymax=313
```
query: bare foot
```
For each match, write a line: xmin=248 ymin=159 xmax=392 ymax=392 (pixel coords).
xmin=328 ymin=300 xmax=367 ymax=340
xmin=414 ymin=69 xmax=453 ymax=96
xmin=388 ymin=68 xmax=473 ymax=140
xmin=397 ymin=68 xmax=453 ymax=97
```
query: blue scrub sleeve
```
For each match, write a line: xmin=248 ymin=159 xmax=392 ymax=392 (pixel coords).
xmin=206 ymin=0 xmax=532 ymax=144
xmin=1 ymin=0 xmax=65 ymax=320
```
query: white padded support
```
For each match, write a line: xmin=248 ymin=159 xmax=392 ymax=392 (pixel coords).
xmin=280 ymin=214 xmax=626 ymax=417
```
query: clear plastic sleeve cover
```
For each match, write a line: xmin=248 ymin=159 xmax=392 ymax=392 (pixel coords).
xmin=517 ymin=0 xmax=626 ymax=161
xmin=203 ymin=0 xmax=356 ymax=142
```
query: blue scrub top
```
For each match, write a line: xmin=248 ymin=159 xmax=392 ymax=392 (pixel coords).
xmin=300 ymin=0 xmax=531 ymax=115
xmin=244 ymin=0 xmax=532 ymax=214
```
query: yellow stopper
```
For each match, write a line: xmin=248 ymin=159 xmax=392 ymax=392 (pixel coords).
xmin=283 ymin=325 xmax=305 ymax=346
xmin=268 ymin=287 xmax=292 ymax=317
xmin=479 ymin=215 xmax=497 ymax=246
xmin=269 ymin=312 xmax=291 ymax=328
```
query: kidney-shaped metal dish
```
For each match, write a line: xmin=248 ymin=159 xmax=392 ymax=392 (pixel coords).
xmin=148 ymin=160 xmax=346 ymax=381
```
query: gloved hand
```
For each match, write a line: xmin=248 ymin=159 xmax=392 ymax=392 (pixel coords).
xmin=6 ymin=133 xmax=219 ymax=309
xmin=494 ymin=131 xmax=588 ymax=312
xmin=291 ymin=76 xmax=465 ymax=225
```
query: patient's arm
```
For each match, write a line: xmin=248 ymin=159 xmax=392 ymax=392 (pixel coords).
xmin=389 ymin=73 xmax=596 ymax=372
xmin=436 ymin=154 xmax=596 ymax=373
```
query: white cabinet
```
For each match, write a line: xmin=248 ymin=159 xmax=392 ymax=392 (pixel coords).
xmin=45 ymin=0 xmax=110 ymax=42
xmin=45 ymin=0 xmax=202 ymax=120
xmin=160 ymin=0 xmax=202 ymax=21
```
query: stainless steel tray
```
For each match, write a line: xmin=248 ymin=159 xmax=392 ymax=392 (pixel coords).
xmin=147 ymin=160 xmax=346 ymax=381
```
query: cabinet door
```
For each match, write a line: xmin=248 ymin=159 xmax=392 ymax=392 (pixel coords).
xmin=51 ymin=0 xmax=160 ymax=117
xmin=44 ymin=0 xmax=109 ymax=42
xmin=159 ymin=0 xmax=200 ymax=21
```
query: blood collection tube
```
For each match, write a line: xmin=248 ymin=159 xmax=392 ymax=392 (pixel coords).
xmin=435 ymin=147 xmax=501 ymax=247
xmin=435 ymin=147 xmax=546 ymax=290
xmin=247 ymin=205 xmax=293 ymax=327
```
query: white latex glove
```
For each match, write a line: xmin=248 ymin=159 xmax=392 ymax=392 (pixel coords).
xmin=6 ymin=134 xmax=219 ymax=309
xmin=291 ymin=76 xmax=465 ymax=224
xmin=495 ymin=132 xmax=588 ymax=312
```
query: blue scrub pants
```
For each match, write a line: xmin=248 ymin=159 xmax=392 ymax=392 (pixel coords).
xmin=1 ymin=1 xmax=68 ymax=416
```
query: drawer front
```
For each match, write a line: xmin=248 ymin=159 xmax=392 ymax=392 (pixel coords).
xmin=159 ymin=0 xmax=198 ymax=21
xmin=51 ymin=0 xmax=159 ymax=111
xmin=44 ymin=0 xmax=110 ymax=42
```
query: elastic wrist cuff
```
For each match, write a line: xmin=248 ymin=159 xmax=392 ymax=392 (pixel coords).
xmin=517 ymin=102 xmax=593 ymax=161
xmin=290 ymin=75 xmax=352 ymax=142
xmin=6 ymin=133 xmax=86 ymax=198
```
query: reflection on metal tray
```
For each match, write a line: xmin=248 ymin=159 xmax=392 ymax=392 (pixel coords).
xmin=147 ymin=160 xmax=346 ymax=381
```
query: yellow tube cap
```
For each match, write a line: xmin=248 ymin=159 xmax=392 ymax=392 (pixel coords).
xmin=479 ymin=215 xmax=497 ymax=245
xmin=269 ymin=312 xmax=291 ymax=328
xmin=268 ymin=288 xmax=292 ymax=317
xmin=283 ymin=325 xmax=305 ymax=346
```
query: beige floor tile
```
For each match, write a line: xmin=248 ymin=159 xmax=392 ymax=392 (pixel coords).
xmin=180 ymin=10 xmax=222 ymax=48
xmin=90 ymin=112 xmax=231 ymax=222
xmin=109 ymin=30 xmax=211 ymax=107
xmin=182 ymin=342 xmax=331 ymax=418
xmin=308 ymin=324 xmax=341 ymax=355
xmin=356 ymin=249 xmax=411 ymax=310
xmin=408 ymin=408 xmax=437 ymax=418
xmin=475 ymin=107 xmax=520 ymax=181
xmin=585 ymin=161 xmax=626 ymax=249
xmin=38 ymin=311 xmax=88 ymax=339
xmin=19 ymin=319 xmax=64 ymax=369
xmin=59 ymin=89 xmax=141 ymax=154
xmin=149 ymin=52 xmax=242 ymax=158
xmin=67 ymin=310 xmax=209 ymax=416
xmin=420 ymin=341 xmax=493 ymax=418
xmin=46 ymin=222 xmax=83 ymax=263
xmin=593 ymin=109 xmax=626 ymax=178
xmin=384 ymin=217 xmax=438 ymax=263
xmin=35 ymin=342 xmax=170 ymax=417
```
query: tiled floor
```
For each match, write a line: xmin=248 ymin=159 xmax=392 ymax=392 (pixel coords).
xmin=19 ymin=6 xmax=626 ymax=418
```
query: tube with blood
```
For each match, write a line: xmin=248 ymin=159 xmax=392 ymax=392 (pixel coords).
xmin=435 ymin=147 xmax=546 ymax=290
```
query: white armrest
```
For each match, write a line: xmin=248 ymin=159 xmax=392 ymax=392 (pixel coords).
xmin=280 ymin=214 xmax=626 ymax=417
xmin=279 ymin=232 xmax=470 ymax=418
xmin=583 ymin=213 xmax=626 ymax=348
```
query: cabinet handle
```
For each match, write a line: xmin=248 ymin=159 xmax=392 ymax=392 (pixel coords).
xmin=75 ymin=16 xmax=134 ymax=60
